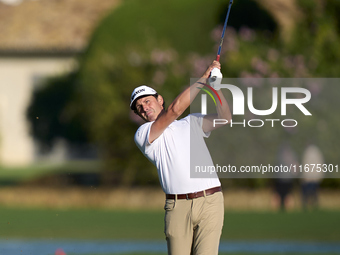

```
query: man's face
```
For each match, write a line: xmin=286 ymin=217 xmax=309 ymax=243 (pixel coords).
xmin=135 ymin=95 xmax=164 ymax=122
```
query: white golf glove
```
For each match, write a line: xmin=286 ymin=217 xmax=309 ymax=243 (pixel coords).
xmin=208 ymin=67 xmax=223 ymax=90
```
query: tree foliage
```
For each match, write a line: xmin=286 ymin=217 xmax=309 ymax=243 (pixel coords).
xmin=27 ymin=0 xmax=340 ymax=187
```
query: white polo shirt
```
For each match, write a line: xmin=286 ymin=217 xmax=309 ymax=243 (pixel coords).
xmin=134 ymin=113 xmax=221 ymax=194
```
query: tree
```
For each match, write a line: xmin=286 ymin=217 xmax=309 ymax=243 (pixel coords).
xmin=27 ymin=0 xmax=340 ymax=187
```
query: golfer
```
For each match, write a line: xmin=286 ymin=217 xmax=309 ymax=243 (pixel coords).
xmin=131 ymin=60 xmax=231 ymax=255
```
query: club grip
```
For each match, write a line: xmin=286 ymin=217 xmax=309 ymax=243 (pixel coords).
xmin=216 ymin=55 xmax=220 ymax=62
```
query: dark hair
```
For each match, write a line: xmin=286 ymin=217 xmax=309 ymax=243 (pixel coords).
xmin=133 ymin=94 xmax=165 ymax=115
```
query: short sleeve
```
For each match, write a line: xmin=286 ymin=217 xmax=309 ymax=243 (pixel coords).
xmin=134 ymin=122 xmax=153 ymax=153
xmin=189 ymin=113 xmax=211 ymax=138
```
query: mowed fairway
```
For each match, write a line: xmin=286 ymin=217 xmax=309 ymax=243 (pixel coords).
xmin=1 ymin=207 xmax=340 ymax=241
xmin=67 ymin=253 xmax=340 ymax=255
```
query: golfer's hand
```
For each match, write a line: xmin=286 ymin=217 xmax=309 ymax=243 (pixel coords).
xmin=202 ymin=61 xmax=221 ymax=79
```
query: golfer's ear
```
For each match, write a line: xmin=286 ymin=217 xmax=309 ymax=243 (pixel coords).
xmin=157 ymin=95 xmax=164 ymax=108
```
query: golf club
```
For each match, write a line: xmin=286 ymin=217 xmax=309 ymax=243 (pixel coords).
xmin=209 ymin=0 xmax=234 ymax=88
xmin=216 ymin=0 xmax=234 ymax=62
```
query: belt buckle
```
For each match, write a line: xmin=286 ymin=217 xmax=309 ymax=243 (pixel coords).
xmin=186 ymin=191 xmax=198 ymax=199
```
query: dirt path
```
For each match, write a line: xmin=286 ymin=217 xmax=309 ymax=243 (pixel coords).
xmin=0 ymin=186 xmax=339 ymax=211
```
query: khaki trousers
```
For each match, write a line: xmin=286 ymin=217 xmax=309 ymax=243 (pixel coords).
xmin=164 ymin=191 xmax=224 ymax=255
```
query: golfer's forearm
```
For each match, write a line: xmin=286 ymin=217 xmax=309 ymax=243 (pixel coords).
xmin=216 ymin=90 xmax=231 ymax=121
xmin=168 ymin=77 xmax=207 ymax=117
xmin=168 ymin=61 xmax=219 ymax=117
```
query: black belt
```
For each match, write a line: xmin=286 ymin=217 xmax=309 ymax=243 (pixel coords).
xmin=166 ymin=186 xmax=222 ymax=200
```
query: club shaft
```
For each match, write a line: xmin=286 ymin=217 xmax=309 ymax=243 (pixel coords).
xmin=216 ymin=0 xmax=233 ymax=61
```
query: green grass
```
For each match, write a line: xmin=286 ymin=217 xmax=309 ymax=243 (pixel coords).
xmin=221 ymin=211 xmax=340 ymax=241
xmin=69 ymin=254 xmax=340 ymax=255
xmin=1 ymin=207 xmax=339 ymax=241
xmin=1 ymin=208 xmax=164 ymax=240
